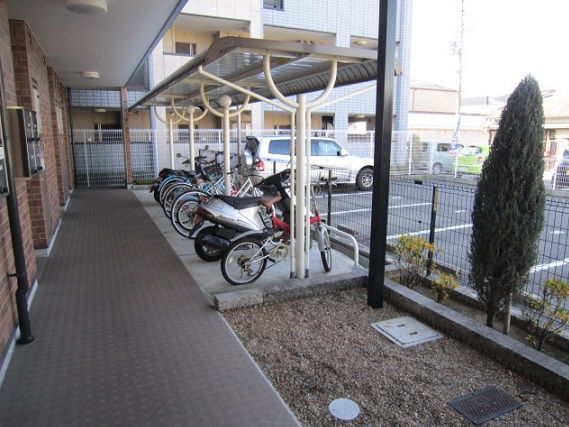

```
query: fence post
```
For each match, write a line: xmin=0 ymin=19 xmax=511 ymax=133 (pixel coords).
xmin=83 ymin=130 xmax=90 ymax=187
xmin=426 ymin=185 xmax=438 ymax=275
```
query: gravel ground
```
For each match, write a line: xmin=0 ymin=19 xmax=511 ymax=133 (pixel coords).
xmin=223 ymin=287 xmax=569 ymax=426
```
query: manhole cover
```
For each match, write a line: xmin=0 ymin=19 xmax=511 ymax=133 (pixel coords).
xmin=448 ymin=385 xmax=522 ymax=425
xmin=371 ymin=316 xmax=443 ymax=348
xmin=329 ymin=398 xmax=360 ymax=421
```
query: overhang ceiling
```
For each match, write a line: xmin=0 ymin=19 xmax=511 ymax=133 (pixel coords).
xmin=7 ymin=0 xmax=188 ymax=90
xmin=131 ymin=36 xmax=402 ymax=111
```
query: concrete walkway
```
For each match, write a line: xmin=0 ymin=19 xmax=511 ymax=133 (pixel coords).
xmin=0 ymin=188 xmax=300 ymax=427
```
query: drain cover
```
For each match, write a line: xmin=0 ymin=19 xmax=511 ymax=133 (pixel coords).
xmin=448 ymin=385 xmax=522 ymax=425
xmin=371 ymin=316 xmax=443 ymax=348
xmin=329 ymin=398 xmax=360 ymax=421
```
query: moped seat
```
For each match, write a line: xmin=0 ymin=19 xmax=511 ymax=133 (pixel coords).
xmin=214 ymin=195 xmax=262 ymax=210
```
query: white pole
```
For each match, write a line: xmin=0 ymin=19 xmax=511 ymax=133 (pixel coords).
xmin=219 ymin=95 xmax=233 ymax=195
xmin=169 ymin=118 xmax=175 ymax=169
xmin=296 ymin=94 xmax=306 ymax=278
xmin=189 ymin=110 xmax=196 ymax=172
xmin=305 ymin=108 xmax=311 ymax=275
xmin=289 ymin=112 xmax=296 ymax=279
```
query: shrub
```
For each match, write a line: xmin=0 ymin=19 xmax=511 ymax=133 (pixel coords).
xmin=430 ymin=269 xmax=460 ymax=303
xmin=522 ymin=278 xmax=569 ymax=351
xmin=392 ymin=235 xmax=437 ymax=289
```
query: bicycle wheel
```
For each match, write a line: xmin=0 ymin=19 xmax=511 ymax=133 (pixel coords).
xmin=194 ymin=226 xmax=225 ymax=262
xmin=162 ymin=183 xmax=194 ymax=219
xmin=221 ymin=237 xmax=267 ymax=285
xmin=171 ymin=194 xmax=201 ymax=238
xmin=317 ymin=226 xmax=332 ymax=272
xmin=158 ymin=176 xmax=186 ymax=205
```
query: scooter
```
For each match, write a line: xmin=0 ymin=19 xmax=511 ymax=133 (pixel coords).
xmin=190 ymin=169 xmax=290 ymax=262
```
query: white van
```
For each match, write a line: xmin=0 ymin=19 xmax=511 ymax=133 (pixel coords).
xmin=242 ymin=135 xmax=374 ymax=191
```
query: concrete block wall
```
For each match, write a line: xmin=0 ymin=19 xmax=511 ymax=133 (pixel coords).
xmin=383 ymin=278 xmax=569 ymax=399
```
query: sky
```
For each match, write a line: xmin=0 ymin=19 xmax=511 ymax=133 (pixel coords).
xmin=410 ymin=0 xmax=569 ymax=97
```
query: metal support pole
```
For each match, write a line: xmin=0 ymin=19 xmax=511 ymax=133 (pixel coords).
xmin=295 ymin=94 xmax=306 ymax=278
xmin=219 ymin=95 xmax=232 ymax=195
xmin=2 ymin=111 xmax=34 ymax=344
xmin=327 ymin=169 xmax=333 ymax=226
xmin=169 ymin=118 xmax=175 ymax=169
xmin=368 ymin=0 xmax=397 ymax=309
xmin=189 ymin=110 xmax=196 ymax=173
xmin=426 ymin=186 xmax=438 ymax=275
xmin=289 ymin=112 xmax=296 ymax=278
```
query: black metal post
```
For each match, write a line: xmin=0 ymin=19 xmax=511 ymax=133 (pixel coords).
xmin=368 ymin=0 xmax=397 ymax=309
xmin=1 ymin=89 xmax=34 ymax=345
xmin=426 ymin=186 xmax=438 ymax=275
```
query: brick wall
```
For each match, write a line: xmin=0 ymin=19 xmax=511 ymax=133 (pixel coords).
xmin=0 ymin=0 xmax=49 ymax=362
xmin=9 ymin=19 xmax=66 ymax=248
xmin=0 ymin=179 xmax=35 ymax=359
xmin=0 ymin=198 xmax=17 ymax=355
xmin=48 ymin=67 xmax=72 ymax=205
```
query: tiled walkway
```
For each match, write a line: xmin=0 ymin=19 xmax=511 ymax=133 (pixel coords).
xmin=0 ymin=188 xmax=300 ymax=426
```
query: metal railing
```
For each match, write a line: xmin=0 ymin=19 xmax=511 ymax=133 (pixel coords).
xmin=313 ymin=173 xmax=569 ymax=310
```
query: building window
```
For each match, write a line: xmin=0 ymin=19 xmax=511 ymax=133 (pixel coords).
xmin=263 ymin=0 xmax=284 ymax=10
xmin=175 ymin=42 xmax=197 ymax=56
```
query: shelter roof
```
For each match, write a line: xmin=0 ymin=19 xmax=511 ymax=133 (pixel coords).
xmin=130 ymin=36 xmax=401 ymax=110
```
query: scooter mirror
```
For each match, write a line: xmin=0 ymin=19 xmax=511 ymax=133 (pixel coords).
xmin=176 ymin=153 xmax=182 ymax=158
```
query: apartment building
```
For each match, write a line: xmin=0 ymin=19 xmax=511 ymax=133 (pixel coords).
xmin=148 ymin=0 xmax=413 ymax=138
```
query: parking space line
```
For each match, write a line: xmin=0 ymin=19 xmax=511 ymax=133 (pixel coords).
xmin=530 ymin=258 xmax=569 ymax=273
xmin=386 ymin=224 xmax=472 ymax=240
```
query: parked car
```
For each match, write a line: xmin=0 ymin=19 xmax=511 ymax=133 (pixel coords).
xmin=420 ymin=142 xmax=462 ymax=174
xmin=453 ymin=145 xmax=490 ymax=175
xmin=241 ymin=135 xmax=375 ymax=190
xmin=552 ymin=156 xmax=569 ymax=188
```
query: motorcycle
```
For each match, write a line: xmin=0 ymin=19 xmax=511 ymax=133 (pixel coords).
xmin=190 ymin=169 xmax=290 ymax=262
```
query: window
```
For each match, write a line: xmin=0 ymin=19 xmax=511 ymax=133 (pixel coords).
xmin=268 ymin=139 xmax=290 ymax=155
xmin=175 ymin=42 xmax=197 ymax=56
xmin=316 ymin=140 xmax=341 ymax=156
xmin=264 ymin=0 xmax=284 ymax=10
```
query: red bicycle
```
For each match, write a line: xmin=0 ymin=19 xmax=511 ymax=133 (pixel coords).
xmin=220 ymin=182 xmax=332 ymax=285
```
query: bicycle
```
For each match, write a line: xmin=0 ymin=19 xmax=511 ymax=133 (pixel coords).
xmin=220 ymin=177 xmax=332 ymax=286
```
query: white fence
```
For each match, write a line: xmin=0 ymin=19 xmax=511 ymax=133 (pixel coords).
xmin=72 ymin=128 xmax=562 ymax=188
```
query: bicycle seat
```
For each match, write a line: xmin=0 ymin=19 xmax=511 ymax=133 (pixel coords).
xmin=214 ymin=195 xmax=262 ymax=209
xmin=161 ymin=168 xmax=196 ymax=178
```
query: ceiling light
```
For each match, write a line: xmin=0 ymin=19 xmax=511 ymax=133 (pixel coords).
xmin=66 ymin=0 xmax=108 ymax=15
xmin=80 ymin=71 xmax=100 ymax=79
xmin=355 ymin=40 xmax=368 ymax=46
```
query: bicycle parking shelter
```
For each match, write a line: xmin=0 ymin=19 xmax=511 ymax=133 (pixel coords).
xmin=131 ymin=32 xmax=398 ymax=306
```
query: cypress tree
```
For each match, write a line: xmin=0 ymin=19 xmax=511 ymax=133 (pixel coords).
xmin=468 ymin=75 xmax=546 ymax=328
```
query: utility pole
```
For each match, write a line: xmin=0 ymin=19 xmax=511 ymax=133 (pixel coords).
xmin=452 ymin=0 xmax=465 ymax=175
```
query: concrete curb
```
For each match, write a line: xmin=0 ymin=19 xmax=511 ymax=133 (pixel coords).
xmin=215 ymin=268 xmax=368 ymax=311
